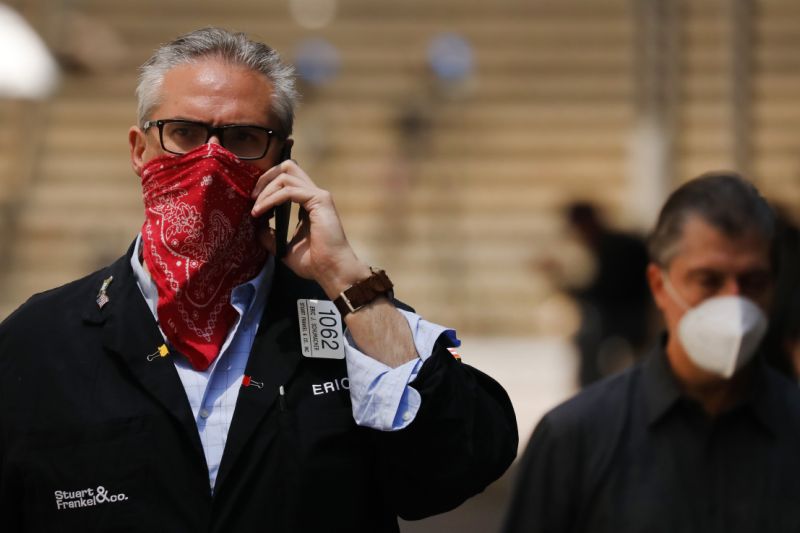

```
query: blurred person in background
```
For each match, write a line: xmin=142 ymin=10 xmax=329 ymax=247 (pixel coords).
xmin=540 ymin=201 xmax=653 ymax=387
xmin=504 ymin=173 xmax=800 ymax=533
xmin=565 ymin=202 xmax=653 ymax=386
xmin=762 ymin=208 xmax=800 ymax=380
xmin=0 ymin=27 xmax=517 ymax=532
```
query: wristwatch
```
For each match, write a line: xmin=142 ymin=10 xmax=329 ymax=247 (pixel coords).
xmin=333 ymin=268 xmax=394 ymax=317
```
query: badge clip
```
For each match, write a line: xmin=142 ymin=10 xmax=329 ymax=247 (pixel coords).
xmin=96 ymin=276 xmax=114 ymax=309
xmin=242 ymin=375 xmax=264 ymax=389
xmin=146 ymin=344 xmax=170 ymax=361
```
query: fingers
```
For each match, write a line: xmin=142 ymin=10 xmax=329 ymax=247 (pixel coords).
xmin=251 ymin=159 xmax=311 ymax=200
xmin=251 ymin=180 xmax=318 ymax=218
xmin=250 ymin=160 xmax=318 ymax=218
xmin=251 ymin=164 xmax=330 ymax=218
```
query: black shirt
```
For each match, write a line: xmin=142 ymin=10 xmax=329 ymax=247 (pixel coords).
xmin=503 ymin=344 xmax=800 ymax=533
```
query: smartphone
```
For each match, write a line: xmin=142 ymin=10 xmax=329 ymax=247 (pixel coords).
xmin=273 ymin=145 xmax=292 ymax=258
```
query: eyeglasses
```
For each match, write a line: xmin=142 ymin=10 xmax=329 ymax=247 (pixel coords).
xmin=142 ymin=119 xmax=280 ymax=160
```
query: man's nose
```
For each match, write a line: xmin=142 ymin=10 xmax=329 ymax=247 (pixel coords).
xmin=719 ymin=278 xmax=741 ymax=296
xmin=208 ymin=133 xmax=222 ymax=146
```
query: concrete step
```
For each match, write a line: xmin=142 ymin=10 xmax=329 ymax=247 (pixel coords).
xmin=34 ymin=152 xmax=626 ymax=185
xmin=58 ymin=72 xmax=635 ymax=101
xmin=47 ymin=98 xmax=632 ymax=133
xmin=80 ymin=1 xmax=629 ymax=25
xmin=41 ymin=126 xmax=631 ymax=158
xmin=12 ymin=205 xmax=560 ymax=247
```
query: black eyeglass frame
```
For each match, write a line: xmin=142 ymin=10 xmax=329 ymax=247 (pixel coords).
xmin=142 ymin=119 xmax=281 ymax=160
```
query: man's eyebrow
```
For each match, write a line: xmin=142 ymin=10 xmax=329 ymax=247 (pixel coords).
xmin=685 ymin=266 xmax=771 ymax=279
xmin=159 ymin=117 xmax=273 ymax=128
xmin=738 ymin=268 xmax=772 ymax=279
xmin=685 ymin=268 xmax=720 ymax=278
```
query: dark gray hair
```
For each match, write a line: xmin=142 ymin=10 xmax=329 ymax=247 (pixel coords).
xmin=648 ymin=172 xmax=776 ymax=266
xmin=136 ymin=27 xmax=297 ymax=135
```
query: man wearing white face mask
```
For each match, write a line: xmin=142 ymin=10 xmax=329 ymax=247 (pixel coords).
xmin=504 ymin=172 xmax=800 ymax=533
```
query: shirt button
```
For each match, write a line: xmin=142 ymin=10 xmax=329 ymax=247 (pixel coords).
xmin=401 ymin=411 xmax=411 ymax=422
xmin=199 ymin=408 xmax=211 ymax=419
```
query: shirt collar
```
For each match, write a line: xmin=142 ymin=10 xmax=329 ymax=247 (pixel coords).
xmin=641 ymin=337 xmax=683 ymax=427
xmin=642 ymin=334 xmax=782 ymax=436
xmin=130 ymin=233 xmax=274 ymax=322
xmin=742 ymin=358 xmax=784 ymax=437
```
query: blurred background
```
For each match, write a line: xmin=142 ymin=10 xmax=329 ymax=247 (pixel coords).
xmin=1 ymin=0 xmax=800 ymax=530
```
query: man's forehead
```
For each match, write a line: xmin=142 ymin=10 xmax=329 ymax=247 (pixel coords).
xmin=154 ymin=59 xmax=275 ymax=122
xmin=160 ymin=59 xmax=271 ymax=93
xmin=670 ymin=215 xmax=771 ymax=271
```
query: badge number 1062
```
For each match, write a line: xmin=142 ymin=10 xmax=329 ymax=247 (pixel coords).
xmin=297 ymin=299 xmax=346 ymax=359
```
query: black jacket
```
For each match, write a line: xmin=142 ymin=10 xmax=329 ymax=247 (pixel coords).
xmin=0 ymin=243 xmax=517 ymax=532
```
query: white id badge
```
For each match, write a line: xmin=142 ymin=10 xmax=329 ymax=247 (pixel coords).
xmin=297 ymin=299 xmax=346 ymax=359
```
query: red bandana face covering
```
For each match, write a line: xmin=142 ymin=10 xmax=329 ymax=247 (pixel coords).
xmin=140 ymin=143 xmax=267 ymax=371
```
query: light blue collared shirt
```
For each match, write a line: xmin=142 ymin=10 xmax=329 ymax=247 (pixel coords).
xmin=130 ymin=236 xmax=457 ymax=490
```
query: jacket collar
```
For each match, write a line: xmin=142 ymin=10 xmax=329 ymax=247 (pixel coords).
xmin=81 ymin=242 xmax=328 ymax=493
xmin=641 ymin=339 xmax=682 ymax=427
xmin=83 ymin=240 xmax=207 ymax=468
xmin=214 ymin=258 xmax=327 ymax=493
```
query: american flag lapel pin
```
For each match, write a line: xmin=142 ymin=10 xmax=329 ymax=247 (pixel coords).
xmin=242 ymin=375 xmax=264 ymax=389
xmin=96 ymin=276 xmax=114 ymax=308
xmin=446 ymin=347 xmax=462 ymax=361
xmin=146 ymin=344 xmax=170 ymax=361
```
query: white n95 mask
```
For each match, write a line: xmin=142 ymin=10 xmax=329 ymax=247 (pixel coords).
xmin=662 ymin=274 xmax=768 ymax=378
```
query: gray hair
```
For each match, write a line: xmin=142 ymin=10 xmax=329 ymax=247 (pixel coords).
xmin=136 ymin=27 xmax=298 ymax=135
xmin=648 ymin=172 xmax=776 ymax=267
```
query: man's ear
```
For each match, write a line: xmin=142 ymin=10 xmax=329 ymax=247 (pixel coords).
xmin=129 ymin=126 xmax=147 ymax=177
xmin=647 ymin=262 xmax=669 ymax=313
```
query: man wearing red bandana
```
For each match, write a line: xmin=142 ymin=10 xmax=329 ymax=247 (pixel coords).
xmin=0 ymin=28 xmax=517 ymax=532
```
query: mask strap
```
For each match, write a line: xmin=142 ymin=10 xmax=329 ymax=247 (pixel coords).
xmin=661 ymin=270 xmax=691 ymax=311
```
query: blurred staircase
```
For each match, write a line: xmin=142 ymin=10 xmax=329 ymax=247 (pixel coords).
xmin=0 ymin=0 xmax=634 ymax=333
xmin=676 ymin=0 xmax=800 ymax=206
xmin=1 ymin=0 xmax=799 ymax=335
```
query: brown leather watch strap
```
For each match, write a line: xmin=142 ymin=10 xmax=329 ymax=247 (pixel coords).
xmin=333 ymin=268 xmax=394 ymax=317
